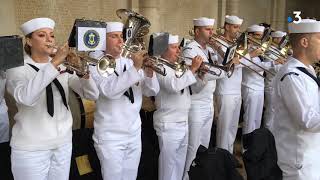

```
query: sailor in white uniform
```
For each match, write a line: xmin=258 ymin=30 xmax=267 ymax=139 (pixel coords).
xmin=241 ymin=25 xmax=276 ymax=135
xmin=153 ymin=34 xmax=203 ymax=180
xmin=272 ymin=19 xmax=320 ymax=180
xmin=215 ymin=15 xmax=245 ymax=154
xmin=0 ymin=70 xmax=9 ymax=143
xmin=263 ymin=31 xmax=287 ymax=130
xmin=91 ymin=22 xmax=160 ymax=180
xmin=182 ymin=17 xmax=229 ymax=180
xmin=6 ymin=17 xmax=99 ymax=180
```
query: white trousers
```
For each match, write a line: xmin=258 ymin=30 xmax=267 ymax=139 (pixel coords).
xmin=94 ymin=131 xmax=141 ymax=180
xmin=183 ymin=103 xmax=213 ymax=180
xmin=11 ymin=142 xmax=72 ymax=180
xmin=0 ymin=112 xmax=9 ymax=143
xmin=280 ymin=162 xmax=320 ymax=180
xmin=154 ymin=121 xmax=188 ymax=180
xmin=263 ymin=88 xmax=274 ymax=130
xmin=216 ymin=95 xmax=242 ymax=153
xmin=242 ymin=87 xmax=264 ymax=135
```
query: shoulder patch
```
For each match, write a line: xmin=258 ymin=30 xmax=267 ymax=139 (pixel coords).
xmin=280 ymin=72 xmax=299 ymax=81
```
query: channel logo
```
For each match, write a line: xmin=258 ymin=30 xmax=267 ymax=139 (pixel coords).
xmin=287 ymin=11 xmax=302 ymax=24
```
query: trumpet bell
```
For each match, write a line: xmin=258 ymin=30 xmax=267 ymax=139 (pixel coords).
xmin=174 ymin=62 xmax=188 ymax=78
xmin=97 ymin=54 xmax=116 ymax=77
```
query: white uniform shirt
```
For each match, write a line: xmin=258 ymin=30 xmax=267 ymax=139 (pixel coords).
xmin=0 ymin=71 xmax=7 ymax=114
xmin=183 ymin=40 xmax=224 ymax=104
xmin=153 ymin=67 xmax=196 ymax=123
xmin=241 ymin=55 xmax=274 ymax=91
xmin=215 ymin=40 xmax=245 ymax=95
xmin=272 ymin=57 xmax=320 ymax=172
xmin=91 ymin=56 xmax=159 ymax=141
xmin=6 ymin=55 xmax=99 ymax=151
xmin=264 ymin=49 xmax=283 ymax=90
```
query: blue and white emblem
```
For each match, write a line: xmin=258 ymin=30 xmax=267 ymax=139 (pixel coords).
xmin=83 ymin=30 xmax=100 ymax=49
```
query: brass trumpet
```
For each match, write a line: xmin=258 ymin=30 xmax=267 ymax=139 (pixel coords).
xmin=177 ymin=55 xmax=236 ymax=78
xmin=47 ymin=44 xmax=116 ymax=77
xmin=144 ymin=56 xmax=187 ymax=78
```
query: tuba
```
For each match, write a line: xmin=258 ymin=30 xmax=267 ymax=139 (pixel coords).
xmin=116 ymin=9 xmax=151 ymax=58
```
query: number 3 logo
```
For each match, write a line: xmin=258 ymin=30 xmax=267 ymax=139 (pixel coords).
xmin=293 ymin=11 xmax=302 ymax=24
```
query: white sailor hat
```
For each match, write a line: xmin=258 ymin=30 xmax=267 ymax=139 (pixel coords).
xmin=168 ymin=34 xmax=179 ymax=44
xmin=20 ymin=17 xmax=55 ymax=35
xmin=193 ymin=17 xmax=215 ymax=26
xmin=225 ymin=15 xmax=243 ymax=25
xmin=247 ymin=24 xmax=265 ymax=32
xmin=271 ymin=31 xmax=287 ymax=38
xmin=106 ymin=22 xmax=124 ymax=33
xmin=288 ymin=19 xmax=320 ymax=33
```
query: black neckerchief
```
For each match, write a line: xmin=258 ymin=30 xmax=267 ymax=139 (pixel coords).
xmin=27 ymin=63 xmax=68 ymax=117
xmin=114 ymin=64 xmax=134 ymax=103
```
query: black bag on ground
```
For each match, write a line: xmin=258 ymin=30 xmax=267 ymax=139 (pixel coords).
xmin=242 ymin=128 xmax=282 ymax=180
xmin=189 ymin=145 xmax=243 ymax=180
xmin=69 ymin=92 xmax=102 ymax=180
xmin=0 ymin=141 xmax=14 ymax=180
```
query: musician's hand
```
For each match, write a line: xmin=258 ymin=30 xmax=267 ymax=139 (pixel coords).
xmin=76 ymin=72 xmax=90 ymax=79
xmin=190 ymin=56 xmax=203 ymax=74
xmin=131 ymin=50 xmax=147 ymax=70
xmin=231 ymin=55 xmax=240 ymax=65
xmin=249 ymin=48 xmax=264 ymax=58
xmin=198 ymin=72 xmax=206 ymax=80
xmin=143 ymin=59 xmax=154 ymax=77
xmin=275 ymin=57 xmax=285 ymax=65
xmin=51 ymin=42 xmax=69 ymax=68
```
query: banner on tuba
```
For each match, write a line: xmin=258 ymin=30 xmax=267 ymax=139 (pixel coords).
xmin=0 ymin=35 xmax=24 ymax=71
xmin=68 ymin=19 xmax=106 ymax=52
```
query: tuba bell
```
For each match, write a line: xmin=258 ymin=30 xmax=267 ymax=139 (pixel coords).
xmin=116 ymin=9 xmax=151 ymax=58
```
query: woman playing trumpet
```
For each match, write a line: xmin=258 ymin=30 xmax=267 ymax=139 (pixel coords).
xmin=6 ymin=17 xmax=99 ymax=180
xmin=153 ymin=34 xmax=204 ymax=180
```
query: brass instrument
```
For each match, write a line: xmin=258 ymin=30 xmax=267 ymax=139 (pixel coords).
xmin=209 ymin=30 xmax=275 ymax=77
xmin=186 ymin=29 xmax=235 ymax=77
xmin=144 ymin=56 xmax=187 ymax=78
xmin=116 ymin=9 xmax=181 ymax=77
xmin=177 ymin=55 xmax=235 ymax=78
xmin=47 ymin=45 xmax=115 ymax=77
xmin=189 ymin=27 xmax=270 ymax=78
xmin=266 ymin=35 xmax=292 ymax=60
xmin=116 ymin=9 xmax=151 ymax=58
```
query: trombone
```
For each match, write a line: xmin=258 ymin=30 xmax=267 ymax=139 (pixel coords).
xmin=209 ymin=31 xmax=275 ymax=77
xmin=265 ymin=35 xmax=292 ymax=60
xmin=190 ymin=27 xmax=274 ymax=78
xmin=247 ymin=29 xmax=291 ymax=64
xmin=47 ymin=44 xmax=116 ymax=77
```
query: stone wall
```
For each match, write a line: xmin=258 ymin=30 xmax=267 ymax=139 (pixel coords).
xmin=0 ymin=0 xmax=297 ymax=44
